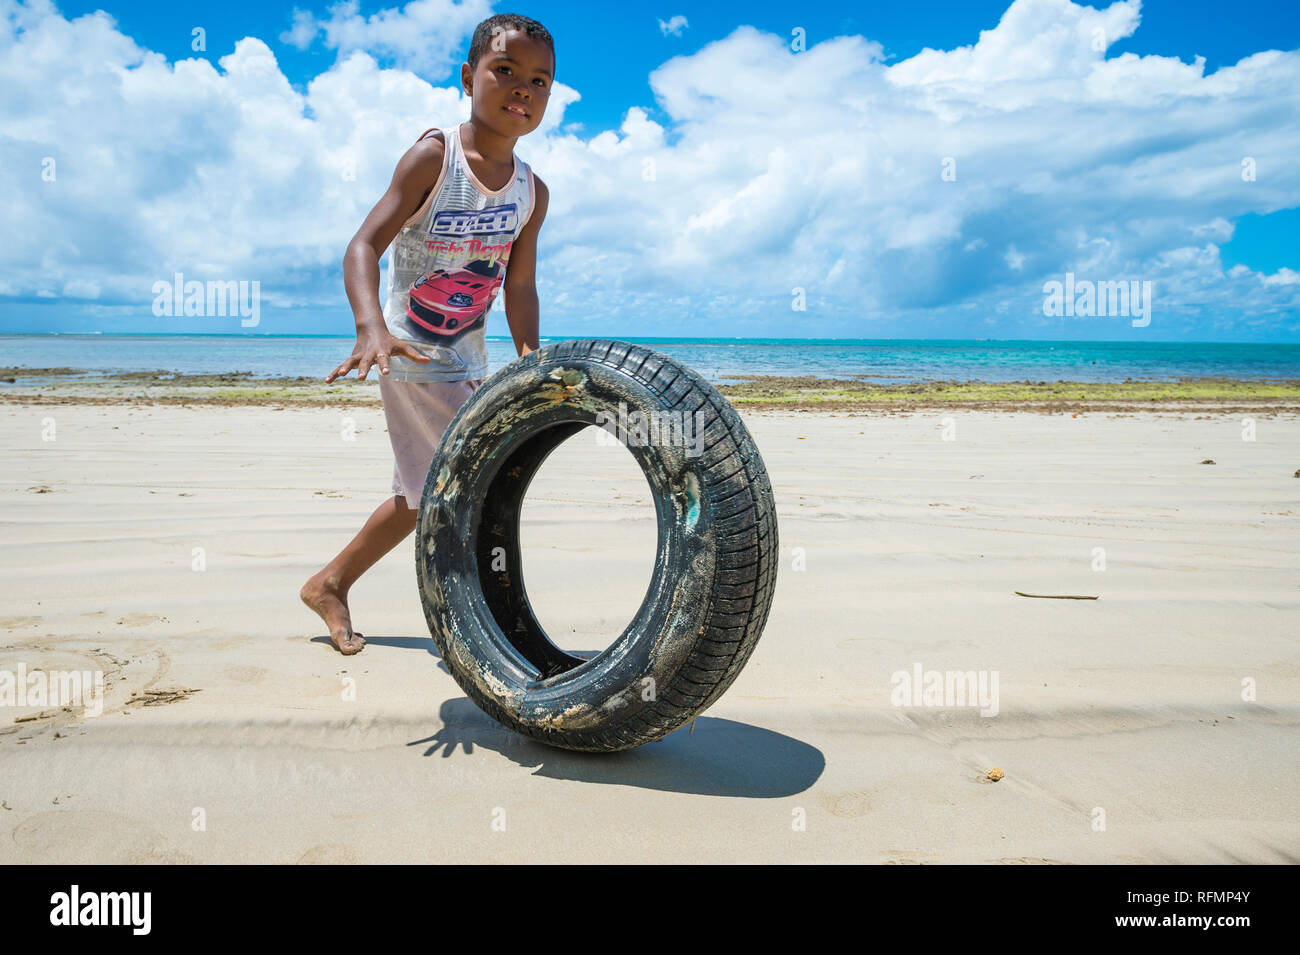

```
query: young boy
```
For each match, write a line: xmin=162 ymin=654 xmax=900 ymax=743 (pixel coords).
xmin=301 ymin=13 xmax=553 ymax=655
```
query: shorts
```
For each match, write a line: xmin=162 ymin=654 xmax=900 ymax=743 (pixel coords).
xmin=379 ymin=373 xmax=483 ymax=508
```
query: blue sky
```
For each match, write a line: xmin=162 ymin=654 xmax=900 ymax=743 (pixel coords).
xmin=2 ymin=0 xmax=1298 ymax=340
xmin=51 ymin=0 xmax=1300 ymax=130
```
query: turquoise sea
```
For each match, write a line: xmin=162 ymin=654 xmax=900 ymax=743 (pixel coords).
xmin=2 ymin=334 xmax=1299 ymax=385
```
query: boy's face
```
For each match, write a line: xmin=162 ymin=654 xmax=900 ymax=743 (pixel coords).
xmin=463 ymin=29 xmax=553 ymax=137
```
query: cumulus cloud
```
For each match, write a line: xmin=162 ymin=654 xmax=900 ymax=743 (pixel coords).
xmin=1262 ymin=267 xmax=1300 ymax=286
xmin=1 ymin=0 xmax=1298 ymax=339
xmin=887 ymin=0 xmax=1144 ymax=108
xmin=0 ymin=0 xmax=575 ymax=313
xmin=658 ymin=15 xmax=688 ymax=37
xmin=279 ymin=0 xmax=492 ymax=77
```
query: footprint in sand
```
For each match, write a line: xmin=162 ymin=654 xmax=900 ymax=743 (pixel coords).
xmin=297 ymin=844 xmax=360 ymax=864
xmin=10 ymin=810 xmax=195 ymax=864
xmin=0 ymin=616 xmax=42 ymax=630
xmin=818 ymin=791 xmax=872 ymax=818
xmin=114 ymin=613 xmax=168 ymax=627
xmin=209 ymin=636 xmax=250 ymax=650
xmin=223 ymin=665 xmax=267 ymax=685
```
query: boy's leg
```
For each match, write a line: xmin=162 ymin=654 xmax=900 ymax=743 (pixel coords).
xmin=300 ymin=374 xmax=482 ymax=654
xmin=299 ymin=493 xmax=417 ymax=655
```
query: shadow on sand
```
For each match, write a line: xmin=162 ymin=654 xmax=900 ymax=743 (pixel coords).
xmin=406 ymin=697 xmax=823 ymax=798
xmin=319 ymin=635 xmax=821 ymax=797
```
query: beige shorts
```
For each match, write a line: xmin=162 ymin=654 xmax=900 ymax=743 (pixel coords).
xmin=379 ymin=374 xmax=483 ymax=508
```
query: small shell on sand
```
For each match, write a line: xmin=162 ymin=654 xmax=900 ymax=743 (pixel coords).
xmin=987 ymin=767 xmax=1005 ymax=782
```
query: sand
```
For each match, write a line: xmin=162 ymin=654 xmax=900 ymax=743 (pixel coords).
xmin=2 ymin=399 xmax=1298 ymax=863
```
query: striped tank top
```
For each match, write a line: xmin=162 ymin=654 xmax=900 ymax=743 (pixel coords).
xmin=382 ymin=122 xmax=536 ymax=382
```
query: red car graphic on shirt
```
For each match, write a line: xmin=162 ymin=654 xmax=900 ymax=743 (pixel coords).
xmin=406 ymin=260 xmax=502 ymax=339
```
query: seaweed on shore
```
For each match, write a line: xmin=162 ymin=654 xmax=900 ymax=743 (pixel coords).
xmin=2 ymin=368 xmax=1299 ymax=414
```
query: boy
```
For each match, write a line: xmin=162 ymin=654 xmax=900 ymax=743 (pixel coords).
xmin=301 ymin=13 xmax=553 ymax=655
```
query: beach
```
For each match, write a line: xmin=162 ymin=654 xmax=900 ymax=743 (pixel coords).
xmin=2 ymin=385 xmax=1299 ymax=863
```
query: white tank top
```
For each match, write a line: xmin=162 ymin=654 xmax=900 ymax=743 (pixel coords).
xmin=382 ymin=122 xmax=536 ymax=381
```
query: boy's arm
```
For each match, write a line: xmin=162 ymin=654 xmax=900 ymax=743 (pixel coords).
xmin=327 ymin=133 xmax=445 ymax=383
xmin=502 ymin=176 xmax=549 ymax=358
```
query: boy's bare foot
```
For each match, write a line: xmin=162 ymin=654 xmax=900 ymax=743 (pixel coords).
xmin=300 ymin=573 xmax=366 ymax=655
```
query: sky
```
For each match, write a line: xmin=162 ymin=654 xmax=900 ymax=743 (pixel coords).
xmin=1 ymin=0 xmax=1298 ymax=341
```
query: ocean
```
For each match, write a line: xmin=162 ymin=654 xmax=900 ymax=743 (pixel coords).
xmin=2 ymin=334 xmax=1299 ymax=385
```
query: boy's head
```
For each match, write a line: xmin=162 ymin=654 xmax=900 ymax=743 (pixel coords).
xmin=462 ymin=13 xmax=555 ymax=137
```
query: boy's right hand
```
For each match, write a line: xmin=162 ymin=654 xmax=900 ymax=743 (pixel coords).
xmin=325 ymin=329 xmax=432 ymax=382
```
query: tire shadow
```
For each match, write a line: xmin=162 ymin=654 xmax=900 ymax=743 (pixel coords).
xmin=408 ymin=697 xmax=825 ymax=798
xmin=348 ymin=634 xmax=446 ymax=668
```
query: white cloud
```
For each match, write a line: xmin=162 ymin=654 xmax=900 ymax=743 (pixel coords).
xmin=1 ymin=0 xmax=1298 ymax=338
xmin=888 ymin=0 xmax=1143 ymax=99
xmin=279 ymin=0 xmax=493 ymax=77
xmin=61 ymin=277 xmax=100 ymax=299
xmin=658 ymin=15 xmax=689 ymax=37
xmin=280 ymin=9 xmax=320 ymax=51
xmin=1262 ymin=267 xmax=1300 ymax=286
xmin=1191 ymin=217 xmax=1234 ymax=241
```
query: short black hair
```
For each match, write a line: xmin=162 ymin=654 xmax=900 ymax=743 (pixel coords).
xmin=467 ymin=13 xmax=555 ymax=77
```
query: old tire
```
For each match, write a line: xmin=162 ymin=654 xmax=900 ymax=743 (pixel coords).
xmin=415 ymin=339 xmax=779 ymax=753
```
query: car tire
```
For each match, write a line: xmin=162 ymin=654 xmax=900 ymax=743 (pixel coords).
xmin=415 ymin=339 xmax=779 ymax=752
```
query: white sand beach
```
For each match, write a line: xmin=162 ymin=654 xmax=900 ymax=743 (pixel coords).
xmin=2 ymin=400 xmax=1298 ymax=863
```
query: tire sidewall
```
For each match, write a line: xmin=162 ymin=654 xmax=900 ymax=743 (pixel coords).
xmin=416 ymin=348 xmax=719 ymax=738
